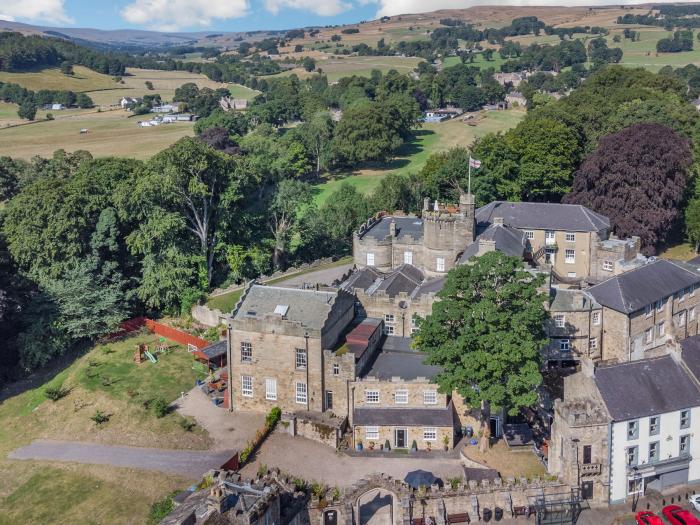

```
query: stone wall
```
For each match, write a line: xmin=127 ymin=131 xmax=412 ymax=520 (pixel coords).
xmin=191 ymin=304 xmax=226 ymax=327
xmin=290 ymin=412 xmax=346 ymax=449
xmin=352 ymin=377 xmax=445 ymax=409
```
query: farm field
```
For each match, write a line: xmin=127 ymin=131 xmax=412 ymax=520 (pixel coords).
xmin=269 ymin=55 xmax=423 ymax=82
xmin=605 ymin=28 xmax=700 ymax=71
xmin=442 ymin=53 xmax=508 ymax=70
xmin=0 ymin=65 xmax=118 ymax=92
xmin=0 ymin=333 xmax=209 ymax=524
xmin=312 ymin=108 xmax=526 ymax=205
xmin=0 ymin=109 xmax=194 ymax=160
xmin=229 ymin=83 xmax=260 ymax=100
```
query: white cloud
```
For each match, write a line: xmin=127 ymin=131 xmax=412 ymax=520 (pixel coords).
xmin=0 ymin=0 xmax=72 ymax=24
xmin=121 ymin=0 xmax=250 ymax=31
xmin=264 ymin=0 xmax=351 ymax=16
xmin=369 ymin=0 xmax=700 ymax=18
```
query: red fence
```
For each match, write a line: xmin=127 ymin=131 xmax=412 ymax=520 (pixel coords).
xmin=116 ymin=317 xmax=210 ymax=350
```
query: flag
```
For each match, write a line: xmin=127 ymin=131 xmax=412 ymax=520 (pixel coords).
xmin=469 ymin=157 xmax=481 ymax=169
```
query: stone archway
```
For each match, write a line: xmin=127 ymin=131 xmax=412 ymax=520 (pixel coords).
xmin=357 ymin=488 xmax=396 ymax=525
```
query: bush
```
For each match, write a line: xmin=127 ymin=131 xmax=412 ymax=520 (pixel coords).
xmin=152 ymin=397 xmax=170 ymax=418
xmin=240 ymin=445 xmax=253 ymax=464
xmin=45 ymin=385 xmax=69 ymax=401
xmin=148 ymin=491 xmax=177 ymax=524
xmin=179 ymin=417 xmax=196 ymax=432
xmin=90 ymin=409 xmax=110 ymax=425
xmin=265 ymin=406 xmax=281 ymax=429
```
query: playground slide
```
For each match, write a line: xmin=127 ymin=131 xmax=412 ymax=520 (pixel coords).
xmin=144 ymin=350 xmax=157 ymax=363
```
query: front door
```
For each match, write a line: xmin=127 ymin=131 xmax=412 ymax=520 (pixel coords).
xmin=395 ymin=428 xmax=407 ymax=448
xmin=581 ymin=481 xmax=593 ymax=500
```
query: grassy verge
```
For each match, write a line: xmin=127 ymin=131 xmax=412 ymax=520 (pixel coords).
xmin=658 ymin=242 xmax=697 ymax=262
xmin=0 ymin=333 xmax=210 ymax=524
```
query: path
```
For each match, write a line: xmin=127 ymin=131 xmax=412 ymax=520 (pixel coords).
xmin=240 ymin=433 xmax=464 ymax=487
xmin=8 ymin=440 xmax=234 ymax=479
xmin=272 ymin=263 xmax=353 ymax=288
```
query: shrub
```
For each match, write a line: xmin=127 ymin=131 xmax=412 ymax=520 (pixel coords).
xmin=311 ymin=482 xmax=326 ymax=499
xmin=90 ymin=409 xmax=110 ymax=425
xmin=179 ymin=417 xmax=196 ymax=432
xmin=148 ymin=491 xmax=177 ymax=524
xmin=152 ymin=397 xmax=170 ymax=418
xmin=240 ymin=445 xmax=253 ymax=464
xmin=384 ymin=439 xmax=391 ymax=450
xmin=257 ymin=463 xmax=268 ymax=477
xmin=45 ymin=385 xmax=69 ymax=401
xmin=265 ymin=406 xmax=282 ymax=429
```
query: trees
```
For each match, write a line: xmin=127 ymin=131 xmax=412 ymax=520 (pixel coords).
xmin=194 ymin=108 xmax=248 ymax=137
xmin=75 ymin=93 xmax=93 ymax=108
xmin=269 ymin=180 xmax=313 ymax=269
xmin=300 ymin=111 xmax=334 ymax=175
xmin=564 ymin=123 xmax=692 ymax=255
xmin=302 ymin=56 xmax=316 ymax=72
xmin=415 ymin=251 xmax=547 ymax=451
xmin=17 ymin=99 xmax=36 ymax=120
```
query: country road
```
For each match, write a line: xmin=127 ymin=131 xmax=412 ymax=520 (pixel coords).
xmin=8 ymin=440 xmax=235 ymax=479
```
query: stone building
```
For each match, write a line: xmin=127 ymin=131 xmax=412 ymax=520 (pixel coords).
xmin=550 ymin=346 xmax=700 ymax=504
xmin=353 ymin=194 xmax=475 ymax=277
xmin=546 ymin=288 xmax=603 ymax=364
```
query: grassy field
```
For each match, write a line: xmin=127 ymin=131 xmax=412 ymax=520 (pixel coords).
xmin=0 ymin=109 xmax=194 ymax=160
xmin=0 ymin=333 xmax=210 ymax=524
xmin=0 ymin=66 xmax=118 ymax=92
xmin=269 ymin=55 xmax=423 ymax=82
xmin=229 ymin=83 xmax=260 ymax=100
xmin=312 ymin=108 xmax=526 ymax=205
xmin=604 ymin=28 xmax=700 ymax=72
xmin=442 ymin=53 xmax=508 ymax=71
xmin=659 ymin=242 xmax=698 ymax=262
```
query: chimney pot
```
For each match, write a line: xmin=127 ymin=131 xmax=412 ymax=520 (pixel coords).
xmin=493 ymin=216 xmax=504 ymax=226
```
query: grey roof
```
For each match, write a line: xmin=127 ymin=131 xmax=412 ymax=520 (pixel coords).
xmin=233 ymin=285 xmax=339 ymax=330
xmin=342 ymin=265 xmax=443 ymax=300
xmin=549 ymin=288 xmax=600 ymax=312
xmin=340 ymin=266 xmax=382 ymax=293
xmin=360 ymin=216 xmax=424 ymax=241
xmin=476 ymin=201 xmax=610 ymax=232
xmin=459 ymin=223 xmax=526 ymax=263
xmin=201 ymin=340 xmax=227 ymax=360
xmin=587 ymin=260 xmax=700 ymax=314
xmin=415 ymin=277 xmax=446 ymax=298
xmin=681 ymin=335 xmax=700 ymax=383
xmin=364 ymin=338 xmax=443 ymax=380
xmin=595 ymin=355 xmax=700 ymax=421
xmin=372 ymin=264 xmax=424 ymax=297
xmin=354 ymin=405 xmax=454 ymax=427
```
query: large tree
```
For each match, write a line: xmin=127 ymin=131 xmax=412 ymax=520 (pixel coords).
xmin=564 ymin=123 xmax=692 ymax=255
xmin=415 ymin=251 xmax=547 ymax=451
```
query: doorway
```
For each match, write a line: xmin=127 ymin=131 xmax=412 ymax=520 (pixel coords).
xmin=581 ymin=481 xmax=593 ymax=500
xmin=394 ymin=428 xmax=407 ymax=448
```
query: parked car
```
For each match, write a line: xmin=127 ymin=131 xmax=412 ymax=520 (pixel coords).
xmin=690 ymin=494 xmax=700 ymax=512
xmin=635 ymin=510 xmax=664 ymax=525
xmin=663 ymin=504 xmax=700 ymax=525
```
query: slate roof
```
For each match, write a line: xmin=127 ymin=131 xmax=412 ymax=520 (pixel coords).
xmin=359 ymin=216 xmax=424 ymax=241
xmin=549 ymin=288 xmax=600 ymax=312
xmin=595 ymin=355 xmax=700 ymax=421
xmin=364 ymin=338 xmax=443 ymax=380
xmin=476 ymin=201 xmax=610 ymax=232
xmin=340 ymin=266 xmax=382 ymax=293
xmin=341 ymin=265 xmax=444 ymax=300
xmin=371 ymin=264 xmax=424 ymax=297
xmin=414 ymin=277 xmax=446 ymax=298
xmin=459 ymin=223 xmax=526 ymax=263
xmin=354 ymin=405 xmax=454 ymax=427
xmin=680 ymin=335 xmax=700 ymax=383
xmin=201 ymin=340 xmax=227 ymax=360
xmin=233 ymin=285 xmax=339 ymax=331
xmin=587 ymin=260 xmax=700 ymax=314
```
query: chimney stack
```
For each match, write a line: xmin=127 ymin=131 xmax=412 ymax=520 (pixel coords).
xmin=389 ymin=220 xmax=397 ymax=237
xmin=493 ymin=216 xmax=504 ymax=226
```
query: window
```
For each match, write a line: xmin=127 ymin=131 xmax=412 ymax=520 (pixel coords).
xmin=602 ymin=260 xmax=613 ymax=272
xmin=525 ymin=230 xmax=534 ymax=240
xmin=628 ymin=478 xmax=643 ymax=496
xmin=679 ymin=311 xmax=687 ymax=327
xmin=545 ymin=230 xmax=556 ymax=245
xmin=582 ymin=445 xmax=592 ymax=464
xmin=691 ymin=307 xmax=697 ymax=321
xmin=567 ymin=272 xmax=577 ymax=278
xmin=366 ymin=253 xmax=375 ymax=266
xmin=656 ymin=299 xmax=664 ymax=312
xmin=423 ymin=427 xmax=437 ymax=441
xmin=649 ymin=416 xmax=659 ymax=436
xmin=394 ymin=390 xmax=408 ymax=405
xmin=384 ymin=313 xmax=395 ymax=323
xmin=365 ymin=426 xmax=379 ymax=440
xmin=332 ymin=363 xmax=340 ymax=376
xmin=545 ymin=248 xmax=555 ymax=264
xmin=325 ymin=391 xmax=333 ymax=410
xmin=384 ymin=324 xmax=395 ymax=335
xmin=565 ymin=249 xmax=575 ymax=264
xmin=240 ymin=341 xmax=252 ymax=363
xmin=657 ymin=321 xmax=666 ymax=338
xmin=554 ymin=315 xmax=565 ymax=328
xmin=649 ymin=441 xmax=659 ymax=463
xmin=560 ymin=339 xmax=570 ymax=352
xmin=645 ymin=304 xmax=653 ymax=318
xmin=593 ymin=311 xmax=601 ymax=326
xmin=365 ymin=390 xmax=379 ymax=404
xmin=681 ymin=409 xmax=691 ymax=429
xmin=680 ymin=289 xmax=686 ymax=302
xmin=241 ymin=375 xmax=253 ymax=397
xmin=565 ymin=232 xmax=576 ymax=242
xmin=645 ymin=327 xmax=654 ymax=344
xmin=411 ymin=314 xmax=421 ymax=334
xmin=588 ymin=337 xmax=597 ymax=352
xmin=403 ymin=251 xmax=413 ymax=265
xmin=265 ymin=378 xmax=277 ymax=401
xmin=627 ymin=420 xmax=639 ymax=440
xmin=424 ymin=390 xmax=437 ymax=405
xmin=681 ymin=435 xmax=691 ymax=456
xmin=626 ymin=445 xmax=638 ymax=466
xmin=295 ymin=381 xmax=307 ymax=404
xmin=436 ymin=257 xmax=445 ymax=272
xmin=295 ymin=348 xmax=307 ymax=370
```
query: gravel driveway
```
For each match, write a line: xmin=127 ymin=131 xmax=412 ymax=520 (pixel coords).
xmin=8 ymin=440 xmax=234 ymax=479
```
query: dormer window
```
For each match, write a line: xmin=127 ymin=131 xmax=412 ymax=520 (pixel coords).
xmin=274 ymin=304 xmax=289 ymax=316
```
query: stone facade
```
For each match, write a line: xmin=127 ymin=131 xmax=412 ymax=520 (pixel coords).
xmin=590 ymin=236 xmax=644 ymax=282
xmin=547 ymin=289 xmax=604 ymax=363
xmin=354 ymin=289 xmax=437 ymax=337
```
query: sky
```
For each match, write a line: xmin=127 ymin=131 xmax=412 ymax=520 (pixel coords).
xmin=1 ymin=0 xmax=699 ymax=33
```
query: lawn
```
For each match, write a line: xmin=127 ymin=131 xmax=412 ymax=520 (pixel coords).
xmin=0 ymin=66 xmax=118 ymax=92
xmin=269 ymin=55 xmax=423 ymax=83
xmin=659 ymin=242 xmax=697 ymax=262
xmin=462 ymin=439 xmax=546 ymax=479
xmin=229 ymin=83 xmax=260 ymax=100
xmin=443 ymin=53 xmax=508 ymax=71
xmin=312 ymin=108 xmax=526 ymax=205
xmin=0 ymin=332 xmax=210 ymax=524
xmin=0 ymin=109 xmax=194 ymax=160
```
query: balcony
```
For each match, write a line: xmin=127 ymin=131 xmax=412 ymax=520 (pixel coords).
xmin=579 ymin=463 xmax=601 ymax=476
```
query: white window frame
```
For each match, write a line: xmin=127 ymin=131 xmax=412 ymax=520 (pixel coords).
xmin=565 ymin=232 xmax=575 ymax=242
xmin=423 ymin=390 xmax=437 ymax=405
xmin=588 ymin=337 xmax=597 ymax=352
xmin=366 ymin=252 xmax=375 ymax=266
xmin=384 ymin=313 xmax=395 ymax=323
xmin=241 ymin=375 xmax=253 ymax=397
xmin=265 ymin=378 xmax=277 ymax=401
xmin=626 ymin=445 xmax=638 ymax=466
xmin=680 ymin=289 xmax=686 ymax=302
xmin=656 ymin=299 xmax=664 ymax=313
xmin=657 ymin=321 xmax=665 ymax=338
xmin=679 ymin=311 xmax=687 ymax=327
xmin=565 ymin=249 xmax=575 ymax=264
xmin=384 ymin=324 xmax=395 ymax=335
xmin=295 ymin=381 xmax=307 ymax=405
xmin=567 ymin=272 xmax=577 ymax=278
xmin=240 ymin=341 xmax=252 ymax=362
xmin=365 ymin=426 xmax=379 ymax=440
xmin=681 ymin=434 xmax=691 ymax=456
xmin=365 ymin=390 xmax=380 ymax=404
xmin=649 ymin=416 xmax=659 ymax=436
xmin=332 ymin=363 xmax=340 ymax=376
xmin=602 ymin=260 xmax=613 ymax=272
xmin=649 ymin=441 xmax=659 ymax=463
xmin=423 ymin=427 xmax=437 ymax=441
xmin=691 ymin=307 xmax=697 ymax=321
xmin=628 ymin=478 xmax=643 ymax=496
xmin=560 ymin=339 xmax=570 ymax=351
xmin=545 ymin=230 xmax=556 ymax=245
xmin=645 ymin=304 xmax=653 ymax=318
xmin=394 ymin=389 xmax=408 ymax=405
xmin=436 ymin=257 xmax=445 ymax=272
xmin=525 ymin=230 xmax=534 ymax=240
xmin=295 ymin=348 xmax=307 ymax=370
xmin=403 ymin=251 xmax=413 ymax=265
xmin=592 ymin=311 xmax=601 ymax=326
xmin=681 ymin=409 xmax=691 ymax=429
xmin=645 ymin=327 xmax=653 ymax=344
xmin=554 ymin=314 xmax=565 ymax=328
